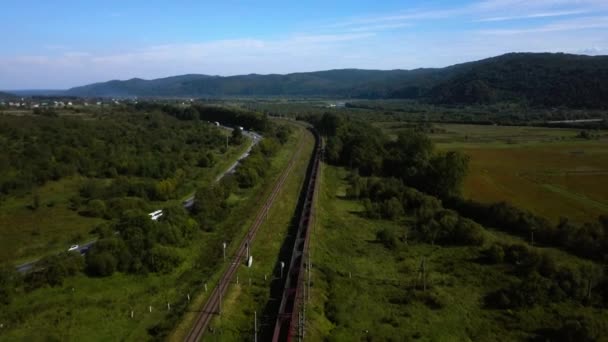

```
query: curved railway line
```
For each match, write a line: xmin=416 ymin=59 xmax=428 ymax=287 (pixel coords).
xmin=184 ymin=130 xmax=312 ymax=342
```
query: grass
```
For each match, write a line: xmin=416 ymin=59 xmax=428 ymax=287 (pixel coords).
xmin=172 ymin=127 xmax=315 ymax=341
xmin=0 ymin=137 xmax=250 ymax=266
xmin=376 ymin=122 xmax=608 ymax=223
xmin=0 ymin=176 xmax=104 ymax=265
xmin=305 ymin=164 xmax=601 ymax=341
xmin=0 ymin=124 xmax=306 ymax=341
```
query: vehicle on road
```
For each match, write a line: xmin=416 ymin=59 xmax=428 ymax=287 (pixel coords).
xmin=68 ymin=245 xmax=79 ymax=252
xmin=149 ymin=209 xmax=163 ymax=221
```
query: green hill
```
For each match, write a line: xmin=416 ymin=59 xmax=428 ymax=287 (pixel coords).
xmin=0 ymin=91 xmax=17 ymax=100
xmin=65 ymin=53 xmax=608 ymax=108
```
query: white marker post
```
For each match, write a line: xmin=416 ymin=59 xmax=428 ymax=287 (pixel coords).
xmin=254 ymin=310 xmax=258 ymax=342
xmin=223 ymin=242 xmax=227 ymax=262
xmin=280 ymin=261 xmax=285 ymax=279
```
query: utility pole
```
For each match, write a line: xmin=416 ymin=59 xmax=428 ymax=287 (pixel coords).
xmin=418 ymin=257 xmax=427 ymax=292
xmin=254 ymin=310 xmax=258 ymax=342
xmin=308 ymin=260 xmax=312 ymax=301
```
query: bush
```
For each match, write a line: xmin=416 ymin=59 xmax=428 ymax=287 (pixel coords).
xmin=376 ymin=228 xmax=399 ymax=250
xmin=25 ymin=252 xmax=84 ymax=289
xmin=86 ymin=252 xmax=117 ymax=277
xmin=82 ymin=199 xmax=106 ymax=217
xmin=145 ymin=246 xmax=181 ymax=274
xmin=482 ymin=244 xmax=505 ymax=263
xmin=0 ymin=266 xmax=21 ymax=306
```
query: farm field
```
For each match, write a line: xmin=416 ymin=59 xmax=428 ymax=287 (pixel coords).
xmin=305 ymin=164 xmax=601 ymax=341
xmin=376 ymin=122 xmax=608 ymax=223
xmin=0 ymin=124 xmax=307 ymax=341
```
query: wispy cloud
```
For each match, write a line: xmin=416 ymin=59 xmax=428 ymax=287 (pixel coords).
xmin=479 ymin=16 xmax=608 ymax=35
xmin=476 ymin=9 xmax=589 ymax=22
xmin=323 ymin=8 xmax=461 ymax=29
xmin=1 ymin=0 xmax=607 ymax=88
xmin=346 ymin=23 xmax=412 ymax=33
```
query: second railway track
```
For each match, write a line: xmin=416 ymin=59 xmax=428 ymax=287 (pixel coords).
xmin=185 ymin=130 xmax=309 ymax=342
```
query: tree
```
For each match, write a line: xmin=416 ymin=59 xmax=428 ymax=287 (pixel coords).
xmin=230 ymin=127 xmax=243 ymax=145
xmin=424 ymin=151 xmax=469 ymax=198
xmin=383 ymin=197 xmax=404 ymax=219
xmin=146 ymin=245 xmax=181 ymax=273
xmin=32 ymin=191 xmax=40 ymax=210
xmin=84 ymin=199 xmax=106 ymax=217
xmin=384 ymin=130 xmax=433 ymax=179
xmin=376 ymin=228 xmax=398 ymax=250
xmin=0 ymin=266 xmax=21 ymax=306
xmin=86 ymin=252 xmax=117 ymax=277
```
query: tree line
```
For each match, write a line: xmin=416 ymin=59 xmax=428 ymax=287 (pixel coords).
xmin=310 ymin=112 xmax=468 ymax=198
xmin=447 ymin=199 xmax=608 ymax=262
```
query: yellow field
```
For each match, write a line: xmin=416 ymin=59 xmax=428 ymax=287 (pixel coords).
xmin=431 ymin=124 xmax=608 ymax=223
xmin=374 ymin=121 xmax=608 ymax=223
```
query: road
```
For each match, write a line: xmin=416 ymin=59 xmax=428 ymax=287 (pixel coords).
xmin=183 ymin=129 xmax=261 ymax=208
xmin=16 ymin=126 xmax=261 ymax=273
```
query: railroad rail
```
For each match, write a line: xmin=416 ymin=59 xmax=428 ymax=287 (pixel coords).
xmin=184 ymin=135 xmax=307 ymax=342
xmin=271 ymin=128 xmax=321 ymax=342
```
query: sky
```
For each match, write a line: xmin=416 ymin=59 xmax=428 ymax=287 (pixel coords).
xmin=1 ymin=0 xmax=607 ymax=89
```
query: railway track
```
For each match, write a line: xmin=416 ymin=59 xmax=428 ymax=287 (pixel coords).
xmin=184 ymin=133 xmax=307 ymax=342
xmin=271 ymin=129 xmax=321 ymax=342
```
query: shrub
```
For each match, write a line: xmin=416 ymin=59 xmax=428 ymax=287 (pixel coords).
xmin=86 ymin=252 xmax=117 ymax=277
xmin=376 ymin=228 xmax=399 ymax=250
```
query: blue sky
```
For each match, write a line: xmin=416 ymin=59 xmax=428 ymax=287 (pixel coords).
xmin=1 ymin=0 xmax=607 ymax=89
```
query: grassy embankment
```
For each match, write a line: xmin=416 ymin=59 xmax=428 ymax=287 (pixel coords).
xmin=375 ymin=122 xmax=608 ymax=223
xmin=0 ymin=131 xmax=250 ymax=266
xmin=0 ymin=124 xmax=304 ymax=341
xmin=305 ymin=164 xmax=600 ymax=341
xmin=171 ymin=123 xmax=315 ymax=341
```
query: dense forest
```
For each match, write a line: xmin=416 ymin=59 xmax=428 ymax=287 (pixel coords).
xmin=0 ymin=111 xmax=225 ymax=202
xmin=63 ymin=53 xmax=608 ymax=109
xmin=0 ymin=104 xmax=293 ymax=319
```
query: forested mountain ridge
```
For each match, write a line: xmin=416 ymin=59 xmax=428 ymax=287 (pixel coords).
xmin=0 ymin=91 xmax=17 ymax=99
xmin=429 ymin=53 xmax=608 ymax=108
xmin=64 ymin=53 xmax=608 ymax=108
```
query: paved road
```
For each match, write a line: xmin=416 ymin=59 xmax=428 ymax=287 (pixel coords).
xmin=16 ymin=126 xmax=261 ymax=273
xmin=183 ymin=129 xmax=261 ymax=209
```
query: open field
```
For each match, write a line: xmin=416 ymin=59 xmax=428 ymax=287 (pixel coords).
xmin=305 ymin=164 xmax=601 ymax=341
xmin=0 ymin=125 xmax=306 ymax=341
xmin=375 ymin=122 xmax=608 ymax=223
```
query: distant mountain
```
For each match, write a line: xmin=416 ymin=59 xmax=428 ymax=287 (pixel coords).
xmin=10 ymin=89 xmax=67 ymax=96
xmin=429 ymin=53 xmax=608 ymax=108
xmin=0 ymin=91 xmax=18 ymax=99
xmin=64 ymin=53 xmax=608 ymax=108
xmin=66 ymin=70 xmax=432 ymax=98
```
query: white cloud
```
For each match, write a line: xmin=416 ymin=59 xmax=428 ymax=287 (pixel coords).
xmin=479 ymin=16 xmax=608 ymax=34
xmin=476 ymin=9 xmax=589 ymax=22
xmin=578 ymin=46 xmax=608 ymax=54
xmin=1 ymin=0 xmax=607 ymax=88
xmin=323 ymin=8 xmax=462 ymax=29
